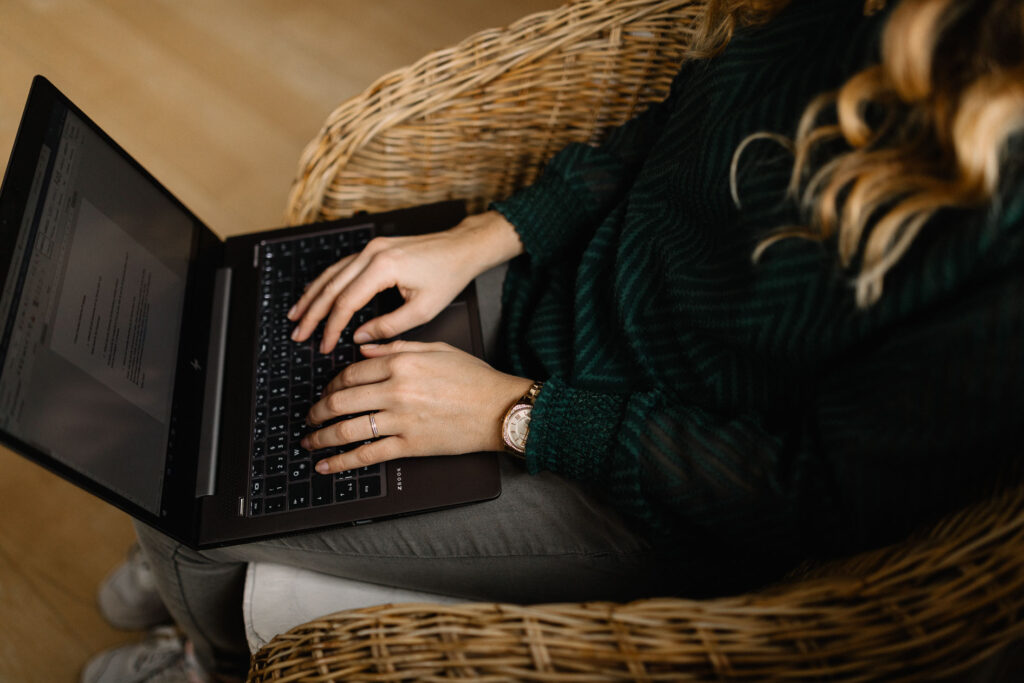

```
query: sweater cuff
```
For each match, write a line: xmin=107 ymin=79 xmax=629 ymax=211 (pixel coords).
xmin=490 ymin=170 xmax=593 ymax=267
xmin=524 ymin=375 xmax=627 ymax=480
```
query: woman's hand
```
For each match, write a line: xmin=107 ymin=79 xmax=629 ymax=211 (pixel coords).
xmin=302 ymin=340 xmax=534 ymax=473
xmin=288 ymin=211 xmax=522 ymax=353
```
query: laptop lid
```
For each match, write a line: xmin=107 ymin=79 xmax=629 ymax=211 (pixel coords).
xmin=0 ymin=76 xmax=218 ymax=541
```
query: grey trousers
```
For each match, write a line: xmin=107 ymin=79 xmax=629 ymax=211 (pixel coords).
xmin=135 ymin=266 xmax=663 ymax=675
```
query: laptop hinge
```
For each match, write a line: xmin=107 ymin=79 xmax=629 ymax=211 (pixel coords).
xmin=196 ymin=267 xmax=232 ymax=497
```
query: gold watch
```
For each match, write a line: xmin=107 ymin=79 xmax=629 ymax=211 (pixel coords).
xmin=502 ymin=381 xmax=543 ymax=456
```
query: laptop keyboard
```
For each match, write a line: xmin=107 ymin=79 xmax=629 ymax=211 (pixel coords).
xmin=248 ymin=225 xmax=387 ymax=517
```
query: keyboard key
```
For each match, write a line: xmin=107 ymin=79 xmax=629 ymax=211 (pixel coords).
xmin=264 ymin=497 xmax=286 ymax=514
xmin=265 ymin=475 xmax=287 ymax=496
xmin=290 ymin=402 xmax=310 ymax=423
xmin=313 ymin=359 xmax=334 ymax=380
xmin=335 ymin=479 xmax=357 ymax=502
xmin=359 ymin=476 xmax=381 ymax=499
xmin=290 ymin=383 xmax=312 ymax=403
xmin=251 ymin=479 xmax=263 ymax=496
xmin=289 ymin=483 xmax=310 ymax=509
xmin=334 ymin=344 xmax=354 ymax=366
xmin=291 ymin=348 xmax=311 ymax=367
xmin=266 ymin=456 xmax=287 ymax=476
xmin=359 ymin=464 xmax=381 ymax=475
xmin=269 ymin=398 xmax=288 ymax=417
xmin=268 ymin=416 xmax=288 ymax=437
xmin=250 ymin=499 xmax=262 ymax=515
xmin=267 ymin=434 xmax=286 ymax=454
xmin=251 ymin=458 xmax=265 ymax=478
xmin=289 ymin=460 xmax=309 ymax=481
xmin=311 ymin=474 xmax=333 ymax=505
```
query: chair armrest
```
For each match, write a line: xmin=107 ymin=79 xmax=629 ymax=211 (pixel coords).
xmin=248 ymin=483 xmax=1024 ymax=680
xmin=286 ymin=0 xmax=703 ymax=224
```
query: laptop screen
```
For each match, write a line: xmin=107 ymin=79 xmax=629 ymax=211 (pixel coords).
xmin=0 ymin=98 xmax=192 ymax=515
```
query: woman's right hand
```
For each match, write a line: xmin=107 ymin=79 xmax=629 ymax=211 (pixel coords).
xmin=288 ymin=211 xmax=523 ymax=354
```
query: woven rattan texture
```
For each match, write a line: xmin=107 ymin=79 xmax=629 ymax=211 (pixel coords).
xmin=249 ymin=484 xmax=1024 ymax=681
xmin=285 ymin=0 xmax=702 ymax=224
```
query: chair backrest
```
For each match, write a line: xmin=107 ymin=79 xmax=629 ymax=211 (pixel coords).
xmin=286 ymin=0 xmax=704 ymax=224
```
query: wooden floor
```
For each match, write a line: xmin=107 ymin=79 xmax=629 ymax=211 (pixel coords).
xmin=0 ymin=1 xmax=559 ymax=681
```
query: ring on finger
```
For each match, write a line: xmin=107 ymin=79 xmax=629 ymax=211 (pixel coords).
xmin=368 ymin=413 xmax=379 ymax=438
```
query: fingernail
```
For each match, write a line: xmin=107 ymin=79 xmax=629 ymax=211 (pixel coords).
xmin=300 ymin=436 xmax=310 ymax=449
xmin=291 ymin=327 xmax=301 ymax=341
xmin=353 ymin=331 xmax=370 ymax=344
xmin=287 ymin=305 xmax=297 ymax=319
xmin=315 ymin=461 xmax=329 ymax=474
xmin=361 ymin=343 xmax=378 ymax=350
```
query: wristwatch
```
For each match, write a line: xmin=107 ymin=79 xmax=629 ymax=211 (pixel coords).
xmin=502 ymin=381 xmax=543 ymax=456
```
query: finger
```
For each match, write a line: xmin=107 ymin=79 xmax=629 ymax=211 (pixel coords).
xmin=293 ymin=236 xmax=395 ymax=326
xmin=322 ymin=356 xmax=393 ymax=395
xmin=302 ymin=411 xmax=385 ymax=452
xmin=291 ymin=255 xmax=374 ymax=343
xmin=287 ymin=257 xmax=349 ymax=322
xmin=314 ymin=435 xmax=404 ymax=474
xmin=357 ymin=339 xmax=451 ymax=357
xmin=319 ymin=256 xmax=400 ymax=352
xmin=351 ymin=300 xmax=433 ymax=345
xmin=307 ymin=383 xmax=386 ymax=425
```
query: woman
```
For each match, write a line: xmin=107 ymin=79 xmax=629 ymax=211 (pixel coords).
xmin=83 ymin=0 xmax=1024 ymax=680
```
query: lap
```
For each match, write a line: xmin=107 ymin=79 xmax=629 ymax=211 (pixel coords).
xmin=138 ymin=457 xmax=662 ymax=604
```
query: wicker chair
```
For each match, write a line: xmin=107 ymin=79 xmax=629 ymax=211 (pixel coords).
xmin=251 ymin=0 xmax=1024 ymax=679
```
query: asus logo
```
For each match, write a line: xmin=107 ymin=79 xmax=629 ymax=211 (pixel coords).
xmin=395 ymin=466 xmax=403 ymax=492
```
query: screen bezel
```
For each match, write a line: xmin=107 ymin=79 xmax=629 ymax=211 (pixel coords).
xmin=0 ymin=76 xmax=221 ymax=545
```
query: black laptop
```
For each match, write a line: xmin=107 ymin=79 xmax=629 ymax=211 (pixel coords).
xmin=0 ymin=76 xmax=500 ymax=548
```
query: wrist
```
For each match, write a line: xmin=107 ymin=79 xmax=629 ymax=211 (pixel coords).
xmin=451 ymin=211 xmax=524 ymax=276
xmin=499 ymin=379 xmax=543 ymax=457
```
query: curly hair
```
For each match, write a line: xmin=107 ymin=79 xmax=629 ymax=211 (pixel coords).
xmin=709 ymin=0 xmax=1024 ymax=307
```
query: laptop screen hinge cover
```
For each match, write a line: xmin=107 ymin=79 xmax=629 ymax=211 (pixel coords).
xmin=196 ymin=267 xmax=232 ymax=498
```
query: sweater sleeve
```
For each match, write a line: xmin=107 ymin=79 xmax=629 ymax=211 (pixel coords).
xmin=491 ymin=65 xmax=691 ymax=266
xmin=525 ymin=265 xmax=1024 ymax=596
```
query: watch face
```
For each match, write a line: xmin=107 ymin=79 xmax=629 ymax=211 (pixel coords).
xmin=504 ymin=404 xmax=532 ymax=452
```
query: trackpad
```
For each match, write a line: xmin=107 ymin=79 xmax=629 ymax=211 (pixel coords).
xmin=403 ymin=301 xmax=474 ymax=354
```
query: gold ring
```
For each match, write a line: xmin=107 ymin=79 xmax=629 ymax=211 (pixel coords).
xmin=368 ymin=413 xmax=379 ymax=438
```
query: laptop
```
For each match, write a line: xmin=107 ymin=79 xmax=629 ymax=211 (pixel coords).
xmin=0 ymin=76 xmax=501 ymax=549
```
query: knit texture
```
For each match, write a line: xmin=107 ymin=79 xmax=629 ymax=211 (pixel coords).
xmin=493 ymin=0 xmax=1024 ymax=595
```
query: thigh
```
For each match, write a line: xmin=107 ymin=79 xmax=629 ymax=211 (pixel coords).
xmin=184 ymin=457 xmax=661 ymax=604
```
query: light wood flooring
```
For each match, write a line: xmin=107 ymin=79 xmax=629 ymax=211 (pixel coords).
xmin=0 ymin=1 xmax=559 ymax=680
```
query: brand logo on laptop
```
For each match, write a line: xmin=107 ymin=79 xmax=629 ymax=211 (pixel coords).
xmin=395 ymin=466 xmax=403 ymax=492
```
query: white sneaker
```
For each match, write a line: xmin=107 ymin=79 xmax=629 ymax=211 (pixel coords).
xmin=81 ymin=627 xmax=209 ymax=683
xmin=98 ymin=543 xmax=172 ymax=631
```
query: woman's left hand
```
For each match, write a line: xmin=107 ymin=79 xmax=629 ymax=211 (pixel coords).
xmin=302 ymin=340 xmax=534 ymax=474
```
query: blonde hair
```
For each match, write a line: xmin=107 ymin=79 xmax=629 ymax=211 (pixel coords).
xmin=711 ymin=0 xmax=1024 ymax=307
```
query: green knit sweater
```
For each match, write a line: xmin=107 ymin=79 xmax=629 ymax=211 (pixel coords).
xmin=493 ymin=0 xmax=1024 ymax=595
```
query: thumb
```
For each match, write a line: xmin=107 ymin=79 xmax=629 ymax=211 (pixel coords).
xmin=352 ymin=303 xmax=431 ymax=344
xmin=359 ymin=339 xmax=446 ymax=356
